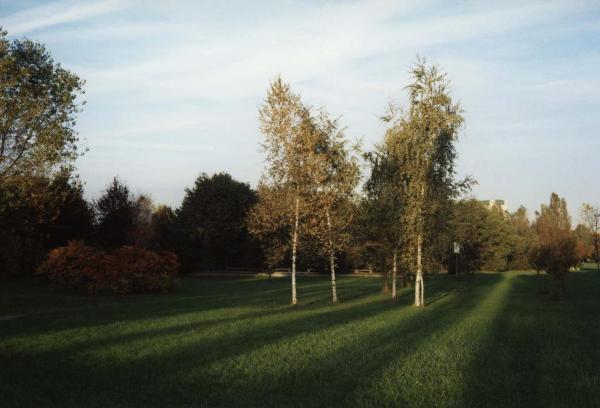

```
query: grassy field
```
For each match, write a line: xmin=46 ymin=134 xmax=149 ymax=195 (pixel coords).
xmin=2 ymin=270 xmax=600 ymax=407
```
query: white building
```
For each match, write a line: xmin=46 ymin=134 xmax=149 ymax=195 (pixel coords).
xmin=478 ymin=199 xmax=507 ymax=213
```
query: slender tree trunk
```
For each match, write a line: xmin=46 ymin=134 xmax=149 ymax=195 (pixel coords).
xmin=414 ymin=232 xmax=424 ymax=307
xmin=392 ymin=249 xmax=397 ymax=300
xmin=414 ymin=181 xmax=426 ymax=307
xmin=329 ymin=250 xmax=337 ymax=303
xmin=291 ymin=195 xmax=299 ymax=305
xmin=326 ymin=210 xmax=337 ymax=303
xmin=420 ymin=271 xmax=424 ymax=305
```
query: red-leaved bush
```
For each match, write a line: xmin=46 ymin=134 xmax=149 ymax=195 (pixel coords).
xmin=36 ymin=241 xmax=179 ymax=294
xmin=35 ymin=241 xmax=103 ymax=292
xmin=108 ymin=246 xmax=179 ymax=294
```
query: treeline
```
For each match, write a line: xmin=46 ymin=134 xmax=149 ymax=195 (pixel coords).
xmin=2 ymin=165 xmax=583 ymax=276
xmin=0 ymin=172 xmax=261 ymax=277
xmin=2 ymin=163 xmax=595 ymax=286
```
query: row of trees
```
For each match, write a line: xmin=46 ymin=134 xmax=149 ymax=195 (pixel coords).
xmin=247 ymin=78 xmax=360 ymax=304
xmin=4 ymin=161 xmax=592 ymax=300
xmin=0 ymin=171 xmax=262 ymax=277
xmin=247 ymin=62 xmax=597 ymax=305
xmin=248 ymin=61 xmax=469 ymax=306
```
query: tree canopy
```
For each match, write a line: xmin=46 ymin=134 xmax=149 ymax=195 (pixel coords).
xmin=379 ymin=58 xmax=469 ymax=306
xmin=175 ymin=172 xmax=260 ymax=272
xmin=0 ymin=28 xmax=84 ymax=182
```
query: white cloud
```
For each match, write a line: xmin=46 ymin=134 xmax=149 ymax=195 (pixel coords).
xmin=75 ymin=0 xmax=578 ymax=104
xmin=7 ymin=0 xmax=598 ymax=211
xmin=4 ymin=0 xmax=127 ymax=35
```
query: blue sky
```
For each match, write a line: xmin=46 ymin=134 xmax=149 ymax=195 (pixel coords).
xmin=2 ymin=0 xmax=599 ymax=217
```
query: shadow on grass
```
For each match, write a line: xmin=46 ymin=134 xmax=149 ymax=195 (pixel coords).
xmin=1 ymin=274 xmax=503 ymax=407
xmin=1 ymin=277 xmax=382 ymax=340
xmin=461 ymin=270 xmax=600 ymax=408
xmin=231 ymin=274 xmax=505 ymax=408
xmin=1 ymin=278 xmax=384 ymax=362
xmin=0 ymin=278 xmax=295 ymax=336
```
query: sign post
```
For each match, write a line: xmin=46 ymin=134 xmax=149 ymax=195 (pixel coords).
xmin=453 ymin=242 xmax=460 ymax=278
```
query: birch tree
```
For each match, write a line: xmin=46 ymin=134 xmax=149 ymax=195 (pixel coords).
xmin=250 ymin=77 xmax=324 ymax=305
xmin=580 ymin=203 xmax=600 ymax=271
xmin=383 ymin=59 xmax=466 ymax=307
xmin=310 ymin=112 xmax=360 ymax=302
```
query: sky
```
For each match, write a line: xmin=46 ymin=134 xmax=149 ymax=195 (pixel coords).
xmin=2 ymin=0 xmax=600 ymax=216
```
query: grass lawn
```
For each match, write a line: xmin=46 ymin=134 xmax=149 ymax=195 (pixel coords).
xmin=581 ymin=262 xmax=600 ymax=271
xmin=2 ymin=270 xmax=600 ymax=407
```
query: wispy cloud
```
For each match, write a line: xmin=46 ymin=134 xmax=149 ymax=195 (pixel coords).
xmin=77 ymin=1 xmax=579 ymax=102
xmin=3 ymin=0 xmax=127 ymax=35
xmin=4 ymin=0 xmax=599 ymax=211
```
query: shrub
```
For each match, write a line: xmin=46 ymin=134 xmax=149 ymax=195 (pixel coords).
xmin=37 ymin=241 xmax=178 ymax=294
xmin=531 ymin=193 xmax=579 ymax=299
xmin=531 ymin=235 xmax=578 ymax=299
xmin=108 ymin=246 xmax=179 ymax=294
xmin=36 ymin=241 xmax=103 ymax=292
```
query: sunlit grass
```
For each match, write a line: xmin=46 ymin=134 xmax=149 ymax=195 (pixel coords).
xmin=580 ymin=262 xmax=600 ymax=271
xmin=2 ymin=271 xmax=600 ymax=407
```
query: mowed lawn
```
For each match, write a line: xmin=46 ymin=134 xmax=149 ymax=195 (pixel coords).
xmin=2 ymin=270 xmax=600 ymax=407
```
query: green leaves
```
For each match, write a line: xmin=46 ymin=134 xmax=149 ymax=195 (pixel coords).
xmin=0 ymin=28 xmax=84 ymax=182
xmin=367 ymin=58 xmax=468 ymax=272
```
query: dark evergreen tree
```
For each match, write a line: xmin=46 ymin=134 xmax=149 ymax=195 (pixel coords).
xmin=94 ymin=177 xmax=137 ymax=249
xmin=150 ymin=204 xmax=176 ymax=251
xmin=174 ymin=172 xmax=261 ymax=272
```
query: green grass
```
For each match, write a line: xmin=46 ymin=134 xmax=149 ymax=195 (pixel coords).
xmin=2 ymin=270 xmax=600 ymax=407
xmin=581 ymin=262 xmax=600 ymax=271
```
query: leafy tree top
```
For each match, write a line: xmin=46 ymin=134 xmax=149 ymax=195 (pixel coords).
xmin=0 ymin=28 xmax=85 ymax=182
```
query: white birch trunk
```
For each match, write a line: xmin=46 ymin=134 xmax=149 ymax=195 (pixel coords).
xmin=326 ymin=210 xmax=338 ymax=303
xmin=420 ymin=272 xmax=424 ymax=306
xmin=291 ymin=195 xmax=299 ymax=305
xmin=414 ymin=232 xmax=424 ymax=307
xmin=414 ymin=181 xmax=426 ymax=307
xmin=392 ymin=249 xmax=397 ymax=300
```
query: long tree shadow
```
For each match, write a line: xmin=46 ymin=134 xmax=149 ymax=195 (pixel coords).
xmin=2 ymin=274 xmax=504 ymax=407
xmin=1 ymin=277 xmax=386 ymax=361
xmin=461 ymin=270 xmax=600 ymax=408
xmin=1 ymin=275 xmax=388 ymax=344
xmin=1 ymin=276 xmax=478 ymax=407
xmin=339 ymin=273 xmax=509 ymax=407
xmin=221 ymin=274 xmax=505 ymax=408
xmin=0 ymin=277 xmax=337 ymax=339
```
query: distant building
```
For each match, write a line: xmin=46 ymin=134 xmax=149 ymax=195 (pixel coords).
xmin=478 ymin=199 xmax=507 ymax=213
